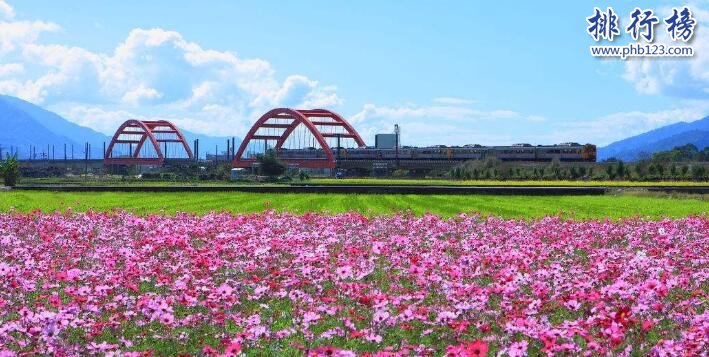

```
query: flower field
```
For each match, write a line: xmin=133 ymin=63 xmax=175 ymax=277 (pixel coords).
xmin=0 ymin=211 xmax=707 ymax=356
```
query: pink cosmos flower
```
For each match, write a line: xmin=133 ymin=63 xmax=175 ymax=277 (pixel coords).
xmin=507 ymin=340 xmax=528 ymax=357
xmin=445 ymin=340 xmax=488 ymax=356
xmin=0 ymin=262 xmax=12 ymax=276
xmin=0 ymin=211 xmax=705 ymax=355
xmin=336 ymin=265 xmax=353 ymax=280
xmin=66 ymin=268 xmax=82 ymax=282
xmin=159 ymin=313 xmax=174 ymax=325
xmin=223 ymin=341 xmax=242 ymax=356
xmin=302 ymin=311 xmax=321 ymax=325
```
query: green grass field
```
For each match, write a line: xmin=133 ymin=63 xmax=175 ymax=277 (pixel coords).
xmin=0 ymin=191 xmax=706 ymax=219
xmin=18 ymin=176 xmax=709 ymax=187
xmin=310 ymin=178 xmax=709 ymax=186
xmin=17 ymin=177 xmax=284 ymax=186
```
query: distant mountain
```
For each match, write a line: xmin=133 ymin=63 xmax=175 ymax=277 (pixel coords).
xmin=0 ymin=95 xmax=238 ymax=159
xmin=180 ymin=130 xmax=241 ymax=159
xmin=598 ymin=116 xmax=709 ymax=161
xmin=0 ymin=95 xmax=107 ymax=159
xmin=1 ymin=95 xmax=109 ymax=146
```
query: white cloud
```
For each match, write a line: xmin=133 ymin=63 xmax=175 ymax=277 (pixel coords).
xmin=549 ymin=104 xmax=709 ymax=146
xmin=0 ymin=20 xmax=59 ymax=54
xmin=623 ymin=3 xmax=709 ymax=98
xmin=348 ymin=101 xmax=550 ymax=146
xmin=347 ymin=99 xmax=707 ymax=147
xmin=0 ymin=62 xmax=22 ymax=76
xmin=351 ymin=102 xmax=545 ymax=123
xmin=121 ymin=85 xmax=163 ymax=105
xmin=0 ymin=22 xmax=342 ymax=136
xmin=433 ymin=96 xmax=474 ymax=105
xmin=59 ymin=104 xmax=249 ymax=138
xmin=0 ymin=0 xmax=14 ymax=19
xmin=60 ymin=106 xmax=134 ymax=135
xmin=351 ymin=103 xmax=472 ymax=122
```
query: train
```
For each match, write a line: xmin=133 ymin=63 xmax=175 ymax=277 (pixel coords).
xmin=276 ymin=143 xmax=597 ymax=162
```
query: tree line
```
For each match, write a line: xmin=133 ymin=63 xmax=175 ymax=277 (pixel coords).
xmin=449 ymin=144 xmax=708 ymax=181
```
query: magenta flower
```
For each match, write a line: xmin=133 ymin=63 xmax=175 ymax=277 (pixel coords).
xmin=0 ymin=211 xmax=705 ymax=355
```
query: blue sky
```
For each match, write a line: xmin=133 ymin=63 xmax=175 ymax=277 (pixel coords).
xmin=0 ymin=0 xmax=707 ymax=146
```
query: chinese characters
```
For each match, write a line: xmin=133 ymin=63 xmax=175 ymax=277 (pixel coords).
xmin=587 ymin=7 xmax=620 ymax=41
xmin=665 ymin=7 xmax=696 ymax=41
xmin=626 ymin=8 xmax=659 ymax=41
xmin=587 ymin=7 xmax=695 ymax=42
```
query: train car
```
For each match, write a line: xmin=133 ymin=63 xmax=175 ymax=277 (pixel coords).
xmin=272 ymin=143 xmax=596 ymax=163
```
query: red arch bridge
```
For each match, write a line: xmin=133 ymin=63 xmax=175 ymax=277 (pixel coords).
xmin=104 ymin=119 xmax=194 ymax=166
xmin=104 ymin=108 xmax=367 ymax=169
xmin=233 ymin=108 xmax=365 ymax=169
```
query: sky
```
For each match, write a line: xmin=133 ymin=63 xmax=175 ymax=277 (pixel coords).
xmin=0 ymin=0 xmax=708 ymax=147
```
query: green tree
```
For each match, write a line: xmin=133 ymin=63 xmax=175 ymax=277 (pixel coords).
xmin=298 ymin=170 xmax=310 ymax=181
xmin=0 ymin=154 xmax=19 ymax=187
xmin=569 ymin=166 xmax=579 ymax=179
xmin=616 ymin=161 xmax=626 ymax=180
xmin=656 ymin=163 xmax=665 ymax=178
xmin=257 ymin=151 xmax=286 ymax=177
xmin=634 ymin=160 xmax=648 ymax=180
xmin=653 ymin=144 xmax=702 ymax=162
xmin=547 ymin=158 xmax=561 ymax=180
xmin=578 ymin=166 xmax=587 ymax=178
xmin=690 ymin=165 xmax=706 ymax=181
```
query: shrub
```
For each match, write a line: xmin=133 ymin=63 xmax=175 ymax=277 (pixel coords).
xmin=0 ymin=154 xmax=19 ymax=187
xmin=257 ymin=151 xmax=286 ymax=177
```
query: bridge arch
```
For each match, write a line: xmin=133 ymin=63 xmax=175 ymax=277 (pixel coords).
xmin=104 ymin=119 xmax=193 ymax=166
xmin=233 ymin=108 xmax=365 ymax=169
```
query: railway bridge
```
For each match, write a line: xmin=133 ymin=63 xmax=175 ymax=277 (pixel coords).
xmin=233 ymin=108 xmax=366 ymax=169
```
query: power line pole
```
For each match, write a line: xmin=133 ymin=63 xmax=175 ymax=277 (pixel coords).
xmin=395 ymin=124 xmax=400 ymax=168
xmin=84 ymin=142 xmax=89 ymax=176
xmin=193 ymin=139 xmax=199 ymax=163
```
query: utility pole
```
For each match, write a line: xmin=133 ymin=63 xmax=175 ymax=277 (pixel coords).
xmin=336 ymin=134 xmax=341 ymax=160
xmin=193 ymin=139 xmax=199 ymax=163
xmin=84 ymin=142 xmax=89 ymax=176
xmin=101 ymin=142 xmax=106 ymax=177
xmin=394 ymin=124 xmax=400 ymax=168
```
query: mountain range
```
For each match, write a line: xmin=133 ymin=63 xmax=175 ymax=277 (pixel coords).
xmin=597 ymin=116 xmax=709 ymax=161
xmin=0 ymin=94 xmax=707 ymax=162
xmin=0 ymin=95 xmax=237 ymax=160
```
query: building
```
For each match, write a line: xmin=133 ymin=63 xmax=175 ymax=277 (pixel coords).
xmin=375 ymin=134 xmax=397 ymax=149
